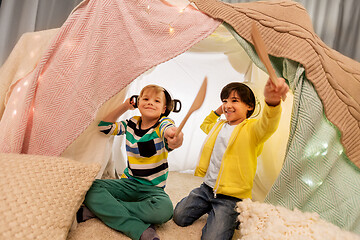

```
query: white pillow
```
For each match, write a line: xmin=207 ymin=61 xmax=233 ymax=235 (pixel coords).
xmin=0 ymin=153 xmax=99 ymax=240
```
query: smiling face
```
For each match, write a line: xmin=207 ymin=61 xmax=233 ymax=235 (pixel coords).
xmin=222 ymin=90 xmax=253 ymax=125
xmin=138 ymin=87 xmax=167 ymax=123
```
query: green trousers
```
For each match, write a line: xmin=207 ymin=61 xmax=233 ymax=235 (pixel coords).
xmin=84 ymin=178 xmax=173 ymax=240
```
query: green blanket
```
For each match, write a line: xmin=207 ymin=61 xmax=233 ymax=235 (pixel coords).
xmin=226 ymin=23 xmax=360 ymax=234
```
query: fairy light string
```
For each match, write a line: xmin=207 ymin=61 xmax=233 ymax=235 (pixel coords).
xmin=11 ymin=1 xmax=192 ymax=119
xmin=142 ymin=0 xmax=191 ymax=34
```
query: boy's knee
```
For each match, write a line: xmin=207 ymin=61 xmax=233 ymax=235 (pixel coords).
xmin=173 ymin=207 xmax=190 ymax=227
xmin=172 ymin=214 xmax=185 ymax=227
xmin=149 ymin=197 xmax=174 ymax=224
xmin=88 ymin=179 xmax=106 ymax=191
xmin=156 ymin=205 xmax=173 ymax=224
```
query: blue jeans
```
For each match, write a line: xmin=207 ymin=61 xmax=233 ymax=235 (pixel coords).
xmin=173 ymin=183 xmax=241 ymax=240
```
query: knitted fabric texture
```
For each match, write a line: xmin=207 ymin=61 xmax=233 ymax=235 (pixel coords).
xmin=265 ymin=63 xmax=360 ymax=234
xmin=0 ymin=28 xmax=59 ymax=118
xmin=191 ymin=0 xmax=360 ymax=168
xmin=222 ymin=24 xmax=360 ymax=233
xmin=237 ymin=199 xmax=360 ymax=240
xmin=0 ymin=153 xmax=100 ymax=240
xmin=0 ymin=0 xmax=220 ymax=156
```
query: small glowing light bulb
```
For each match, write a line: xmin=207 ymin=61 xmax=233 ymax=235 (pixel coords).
xmin=180 ymin=4 xmax=189 ymax=13
xmin=17 ymin=87 xmax=21 ymax=92
xmin=13 ymin=110 xmax=17 ymax=116
xmin=169 ymin=25 xmax=174 ymax=33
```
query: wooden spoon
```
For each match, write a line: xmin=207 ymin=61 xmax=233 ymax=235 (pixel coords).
xmin=251 ymin=22 xmax=287 ymax=101
xmin=175 ymin=76 xmax=207 ymax=137
xmin=251 ymin=22 xmax=279 ymax=87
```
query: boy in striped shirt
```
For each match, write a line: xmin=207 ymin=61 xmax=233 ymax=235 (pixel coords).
xmin=79 ymin=85 xmax=183 ymax=240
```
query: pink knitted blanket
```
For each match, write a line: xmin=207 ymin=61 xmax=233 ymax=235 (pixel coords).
xmin=0 ymin=0 xmax=220 ymax=155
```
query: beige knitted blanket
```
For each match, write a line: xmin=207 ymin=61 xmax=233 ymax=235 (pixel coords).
xmin=192 ymin=0 xmax=360 ymax=168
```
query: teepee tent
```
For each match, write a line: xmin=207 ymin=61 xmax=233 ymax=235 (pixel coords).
xmin=0 ymin=0 xmax=359 ymax=235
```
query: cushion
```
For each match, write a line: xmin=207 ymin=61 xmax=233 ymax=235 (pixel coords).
xmin=0 ymin=153 xmax=100 ymax=240
xmin=237 ymin=199 xmax=360 ymax=240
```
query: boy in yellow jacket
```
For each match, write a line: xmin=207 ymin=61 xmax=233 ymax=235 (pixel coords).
xmin=173 ymin=77 xmax=289 ymax=240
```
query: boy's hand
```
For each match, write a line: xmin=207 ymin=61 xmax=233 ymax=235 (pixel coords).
xmin=164 ymin=127 xmax=184 ymax=149
xmin=126 ymin=98 xmax=136 ymax=111
xmin=215 ymin=106 xmax=223 ymax=116
xmin=264 ymin=77 xmax=289 ymax=106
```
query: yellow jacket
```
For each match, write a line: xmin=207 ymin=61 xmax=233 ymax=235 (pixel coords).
xmin=195 ymin=103 xmax=282 ymax=199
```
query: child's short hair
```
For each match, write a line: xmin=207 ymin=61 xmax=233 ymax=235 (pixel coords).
xmin=139 ymin=84 xmax=173 ymax=116
xmin=220 ymin=82 xmax=255 ymax=118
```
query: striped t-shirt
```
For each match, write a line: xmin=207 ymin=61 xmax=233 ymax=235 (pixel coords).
xmin=98 ymin=116 xmax=175 ymax=188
